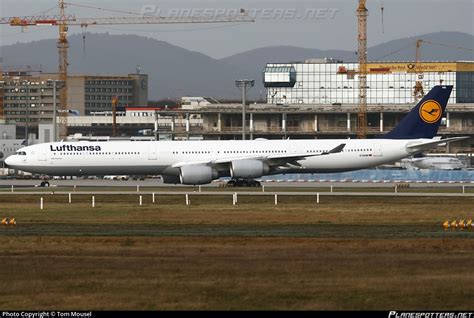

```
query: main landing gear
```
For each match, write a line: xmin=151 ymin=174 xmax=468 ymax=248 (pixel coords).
xmin=225 ymin=178 xmax=261 ymax=187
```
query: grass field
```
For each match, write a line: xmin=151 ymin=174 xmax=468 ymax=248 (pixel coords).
xmin=0 ymin=190 xmax=473 ymax=310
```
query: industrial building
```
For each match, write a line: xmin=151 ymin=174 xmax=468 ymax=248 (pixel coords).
xmin=1 ymin=74 xmax=59 ymax=131
xmin=0 ymin=72 xmax=148 ymax=138
xmin=263 ymin=60 xmax=474 ymax=105
xmin=70 ymin=74 xmax=148 ymax=115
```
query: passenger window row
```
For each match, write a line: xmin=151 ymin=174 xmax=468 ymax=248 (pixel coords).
xmin=58 ymin=152 xmax=141 ymax=155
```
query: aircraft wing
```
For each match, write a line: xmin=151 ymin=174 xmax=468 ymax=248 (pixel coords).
xmin=264 ymin=143 xmax=346 ymax=160
xmin=172 ymin=143 xmax=346 ymax=169
xmin=406 ymin=137 xmax=469 ymax=153
xmin=172 ymin=159 xmax=214 ymax=168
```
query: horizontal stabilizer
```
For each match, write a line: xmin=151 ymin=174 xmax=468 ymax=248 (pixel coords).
xmin=406 ymin=137 xmax=469 ymax=153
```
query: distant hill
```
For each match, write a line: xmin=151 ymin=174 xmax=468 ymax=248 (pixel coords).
xmin=366 ymin=31 xmax=474 ymax=62
xmin=1 ymin=31 xmax=472 ymax=100
xmin=1 ymin=33 xmax=249 ymax=100
xmin=223 ymin=31 xmax=474 ymax=65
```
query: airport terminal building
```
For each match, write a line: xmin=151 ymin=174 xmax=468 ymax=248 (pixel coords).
xmin=263 ymin=59 xmax=474 ymax=105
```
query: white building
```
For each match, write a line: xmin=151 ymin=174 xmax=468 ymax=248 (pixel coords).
xmin=181 ymin=97 xmax=221 ymax=110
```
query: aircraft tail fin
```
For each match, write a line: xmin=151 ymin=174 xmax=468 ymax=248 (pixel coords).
xmin=382 ymin=85 xmax=453 ymax=139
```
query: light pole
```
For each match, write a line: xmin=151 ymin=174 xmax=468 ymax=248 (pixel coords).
xmin=0 ymin=80 xmax=4 ymax=124
xmin=47 ymin=79 xmax=65 ymax=142
xmin=24 ymin=81 xmax=30 ymax=145
xmin=53 ymin=81 xmax=57 ymax=142
xmin=235 ymin=79 xmax=254 ymax=140
xmin=14 ymin=82 xmax=30 ymax=145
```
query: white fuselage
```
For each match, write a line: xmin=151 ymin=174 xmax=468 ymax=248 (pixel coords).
xmin=5 ymin=139 xmax=420 ymax=177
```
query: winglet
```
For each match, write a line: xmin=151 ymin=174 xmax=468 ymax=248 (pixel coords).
xmin=323 ymin=143 xmax=346 ymax=155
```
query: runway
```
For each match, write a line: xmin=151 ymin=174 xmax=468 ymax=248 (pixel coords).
xmin=1 ymin=177 xmax=473 ymax=199
xmin=0 ymin=190 xmax=473 ymax=197
xmin=1 ymin=178 xmax=473 ymax=189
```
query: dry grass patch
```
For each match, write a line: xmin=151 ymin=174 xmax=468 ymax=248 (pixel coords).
xmin=0 ymin=237 xmax=473 ymax=310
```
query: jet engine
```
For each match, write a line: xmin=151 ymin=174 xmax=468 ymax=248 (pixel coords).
xmin=179 ymin=165 xmax=218 ymax=185
xmin=162 ymin=175 xmax=181 ymax=184
xmin=230 ymin=160 xmax=269 ymax=179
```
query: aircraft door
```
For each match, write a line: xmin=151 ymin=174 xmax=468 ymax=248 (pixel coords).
xmin=372 ymin=143 xmax=383 ymax=157
xmin=148 ymin=143 xmax=157 ymax=160
xmin=38 ymin=145 xmax=48 ymax=161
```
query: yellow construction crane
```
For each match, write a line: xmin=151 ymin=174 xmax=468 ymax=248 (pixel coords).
xmin=357 ymin=0 xmax=368 ymax=139
xmin=0 ymin=0 xmax=254 ymax=139
xmin=414 ymin=39 xmax=425 ymax=101
xmin=414 ymin=39 xmax=473 ymax=101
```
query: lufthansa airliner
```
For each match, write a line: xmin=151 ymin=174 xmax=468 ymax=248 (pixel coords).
xmin=5 ymin=86 xmax=466 ymax=185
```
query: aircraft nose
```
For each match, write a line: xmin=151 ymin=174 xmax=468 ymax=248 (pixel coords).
xmin=4 ymin=155 xmax=15 ymax=167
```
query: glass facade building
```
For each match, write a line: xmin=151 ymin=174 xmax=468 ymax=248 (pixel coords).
xmin=263 ymin=61 xmax=474 ymax=105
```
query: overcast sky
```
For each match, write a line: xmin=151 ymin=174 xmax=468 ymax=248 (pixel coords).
xmin=1 ymin=0 xmax=472 ymax=59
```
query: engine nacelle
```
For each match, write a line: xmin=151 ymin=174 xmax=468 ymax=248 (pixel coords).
xmin=161 ymin=174 xmax=181 ymax=184
xmin=230 ymin=160 xmax=269 ymax=179
xmin=179 ymin=165 xmax=218 ymax=185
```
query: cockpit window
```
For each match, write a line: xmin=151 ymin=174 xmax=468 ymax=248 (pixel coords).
xmin=16 ymin=151 xmax=27 ymax=156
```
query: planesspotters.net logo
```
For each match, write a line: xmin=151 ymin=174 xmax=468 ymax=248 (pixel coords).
xmin=389 ymin=311 xmax=474 ymax=318
xmin=140 ymin=6 xmax=340 ymax=21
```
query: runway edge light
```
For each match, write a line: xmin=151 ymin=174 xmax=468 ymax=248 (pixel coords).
xmin=442 ymin=220 xmax=450 ymax=230
xmin=450 ymin=220 xmax=458 ymax=230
